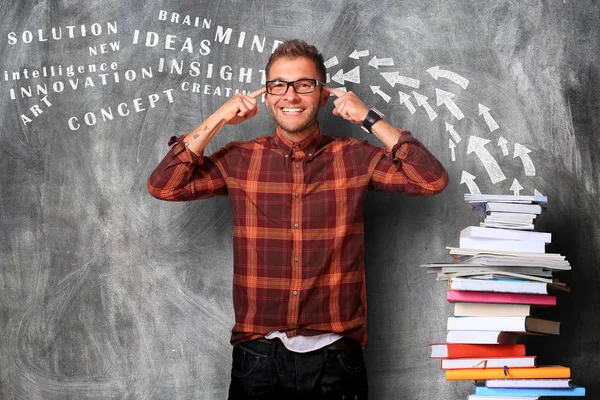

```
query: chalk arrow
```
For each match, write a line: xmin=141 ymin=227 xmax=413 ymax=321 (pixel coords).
xmin=449 ymin=139 xmax=456 ymax=162
xmin=460 ymin=171 xmax=481 ymax=194
xmin=445 ymin=122 xmax=462 ymax=143
xmin=510 ymin=178 xmax=524 ymax=196
xmin=467 ymin=136 xmax=506 ymax=184
xmin=324 ymin=56 xmax=339 ymax=68
xmin=498 ymin=137 xmax=509 ymax=156
xmin=349 ymin=49 xmax=369 ymax=59
xmin=436 ymin=88 xmax=464 ymax=120
xmin=398 ymin=91 xmax=416 ymax=114
xmin=380 ymin=71 xmax=420 ymax=88
xmin=426 ymin=66 xmax=469 ymax=89
xmin=368 ymin=56 xmax=394 ymax=69
xmin=331 ymin=66 xmax=360 ymax=85
xmin=413 ymin=91 xmax=438 ymax=121
xmin=513 ymin=143 xmax=535 ymax=176
xmin=478 ymin=104 xmax=499 ymax=132
xmin=534 ymin=189 xmax=544 ymax=197
xmin=370 ymin=86 xmax=391 ymax=103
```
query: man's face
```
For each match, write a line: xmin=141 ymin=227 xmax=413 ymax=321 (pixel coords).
xmin=265 ymin=57 xmax=328 ymax=137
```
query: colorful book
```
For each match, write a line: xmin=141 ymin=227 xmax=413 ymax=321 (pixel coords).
xmin=468 ymin=396 xmax=539 ymax=400
xmin=475 ymin=385 xmax=585 ymax=397
xmin=447 ymin=290 xmax=556 ymax=307
xmin=441 ymin=356 xmax=536 ymax=370
xmin=430 ymin=343 xmax=525 ymax=359
xmin=454 ymin=302 xmax=532 ymax=317
xmin=486 ymin=378 xmax=572 ymax=388
xmin=447 ymin=316 xmax=560 ymax=335
xmin=446 ymin=330 xmax=517 ymax=345
xmin=445 ymin=365 xmax=570 ymax=381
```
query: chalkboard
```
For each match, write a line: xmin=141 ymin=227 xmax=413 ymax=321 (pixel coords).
xmin=1 ymin=0 xmax=599 ymax=398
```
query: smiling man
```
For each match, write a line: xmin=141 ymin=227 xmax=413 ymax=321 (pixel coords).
xmin=148 ymin=39 xmax=448 ymax=399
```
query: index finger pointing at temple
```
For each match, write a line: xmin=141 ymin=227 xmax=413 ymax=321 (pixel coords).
xmin=248 ymin=87 xmax=267 ymax=98
xmin=324 ymin=86 xmax=346 ymax=98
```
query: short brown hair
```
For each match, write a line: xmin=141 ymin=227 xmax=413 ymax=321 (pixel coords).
xmin=265 ymin=39 xmax=326 ymax=82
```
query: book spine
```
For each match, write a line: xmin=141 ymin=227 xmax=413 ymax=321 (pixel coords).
xmin=447 ymin=291 xmax=556 ymax=306
xmin=459 ymin=237 xmax=546 ymax=253
xmin=445 ymin=366 xmax=570 ymax=380
xmin=475 ymin=386 xmax=585 ymax=396
xmin=447 ymin=316 xmax=525 ymax=331
xmin=462 ymin=226 xmax=551 ymax=243
xmin=446 ymin=344 xmax=526 ymax=358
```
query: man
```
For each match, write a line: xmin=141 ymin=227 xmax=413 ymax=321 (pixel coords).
xmin=148 ymin=39 xmax=448 ymax=399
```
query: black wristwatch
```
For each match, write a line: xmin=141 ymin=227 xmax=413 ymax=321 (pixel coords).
xmin=361 ymin=107 xmax=385 ymax=134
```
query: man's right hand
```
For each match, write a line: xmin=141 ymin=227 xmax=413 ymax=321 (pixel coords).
xmin=183 ymin=87 xmax=266 ymax=153
xmin=214 ymin=87 xmax=266 ymax=125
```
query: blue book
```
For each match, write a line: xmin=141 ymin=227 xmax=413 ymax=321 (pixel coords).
xmin=475 ymin=386 xmax=586 ymax=397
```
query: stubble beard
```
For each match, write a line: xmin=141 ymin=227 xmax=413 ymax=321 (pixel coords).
xmin=273 ymin=107 xmax=320 ymax=137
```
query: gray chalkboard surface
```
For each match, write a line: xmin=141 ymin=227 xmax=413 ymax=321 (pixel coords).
xmin=1 ymin=0 xmax=599 ymax=398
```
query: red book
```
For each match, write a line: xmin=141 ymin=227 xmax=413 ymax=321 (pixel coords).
xmin=430 ymin=343 xmax=526 ymax=359
xmin=447 ymin=290 xmax=556 ymax=307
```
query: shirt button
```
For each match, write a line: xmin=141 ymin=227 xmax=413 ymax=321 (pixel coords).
xmin=294 ymin=256 xmax=299 ymax=262
xmin=292 ymin=290 xmax=298 ymax=295
xmin=294 ymin=192 xmax=299 ymax=197
xmin=295 ymin=164 xmax=300 ymax=169
xmin=285 ymin=154 xmax=289 ymax=158
xmin=294 ymin=223 xmax=299 ymax=228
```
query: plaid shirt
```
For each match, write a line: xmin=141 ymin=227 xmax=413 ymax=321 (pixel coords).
xmin=147 ymin=127 xmax=448 ymax=346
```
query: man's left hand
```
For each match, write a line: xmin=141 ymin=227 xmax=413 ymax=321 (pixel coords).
xmin=324 ymin=87 xmax=370 ymax=125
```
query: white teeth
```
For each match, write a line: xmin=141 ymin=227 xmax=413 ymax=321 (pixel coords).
xmin=282 ymin=108 xmax=303 ymax=113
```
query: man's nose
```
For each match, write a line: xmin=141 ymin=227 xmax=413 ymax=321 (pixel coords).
xmin=282 ymin=85 xmax=301 ymax=101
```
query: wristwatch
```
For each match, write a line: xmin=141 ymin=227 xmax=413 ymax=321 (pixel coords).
xmin=361 ymin=107 xmax=385 ymax=134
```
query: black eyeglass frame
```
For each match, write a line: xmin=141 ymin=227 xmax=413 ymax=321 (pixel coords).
xmin=265 ymin=79 xmax=325 ymax=95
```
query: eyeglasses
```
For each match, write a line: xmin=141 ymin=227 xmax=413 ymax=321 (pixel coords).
xmin=265 ymin=79 xmax=324 ymax=95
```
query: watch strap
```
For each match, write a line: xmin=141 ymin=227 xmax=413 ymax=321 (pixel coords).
xmin=361 ymin=107 xmax=385 ymax=133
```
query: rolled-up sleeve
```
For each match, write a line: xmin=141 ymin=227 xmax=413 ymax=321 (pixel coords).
xmin=368 ymin=130 xmax=449 ymax=195
xmin=147 ymin=134 xmax=228 ymax=201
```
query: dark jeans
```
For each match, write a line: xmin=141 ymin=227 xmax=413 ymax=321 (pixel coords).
xmin=228 ymin=338 xmax=368 ymax=399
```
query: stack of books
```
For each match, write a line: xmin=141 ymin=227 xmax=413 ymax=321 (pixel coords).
xmin=423 ymin=194 xmax=585 ymax=398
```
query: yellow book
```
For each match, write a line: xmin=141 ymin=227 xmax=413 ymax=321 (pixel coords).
xmin=446 ymin=365 xmax=570 ymax=380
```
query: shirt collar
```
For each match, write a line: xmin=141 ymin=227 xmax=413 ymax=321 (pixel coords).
xmin=273 ymin=124 xmax=322 ymax=157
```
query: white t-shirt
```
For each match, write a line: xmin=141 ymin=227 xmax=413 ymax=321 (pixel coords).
xmin=265 ymin=331 xmax=342 ymax=353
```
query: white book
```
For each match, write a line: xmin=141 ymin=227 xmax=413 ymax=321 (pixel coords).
xmin=446 ymin=330 xmax=517 ymax=344
xmin=447 ymin=316 xmax=560 ymax=335
xmin=465 ymin=193 xmax=547 ymax=204
xmin=454 ymin=302 xmax=532 ymax=317
xmin=460 ymin=237 xmax=546 ymax=253
xmin=445 ymin=249 xmax=571 ymax=270
xmin=438 ymin=271 xmax=554 ymax=283
xmin=485 ymin=202 xmax=543 ymax=214
xmin=487 ymin=211 xmax=539 ymax=219
xmin=483 ymin=221 xmax=535 ymax=231
xmin=485 ymin=378 xmax=572 ymax=388
xmin=442 ymin=356 xmax=536 ymax=370
xmin=436 ymin=266 xmax=553 ymax=277
xmin=461 ymin=226 xmax=551 ymax=243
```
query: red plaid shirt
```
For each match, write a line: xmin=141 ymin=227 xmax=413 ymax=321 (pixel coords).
xmin=147 ymin=127 xmax=448 ymax=346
